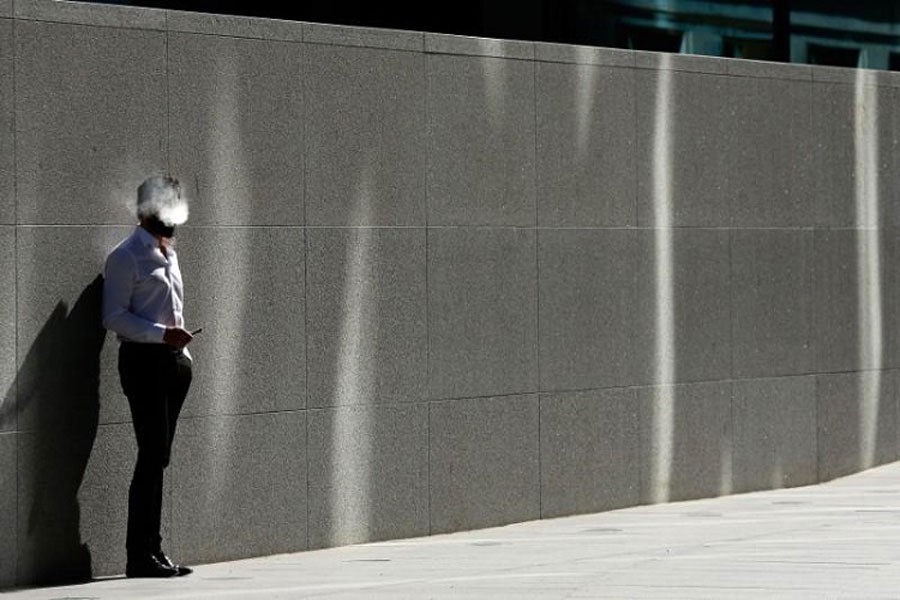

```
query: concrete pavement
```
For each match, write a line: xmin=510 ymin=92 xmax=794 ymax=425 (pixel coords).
xmin=7 ymin=462 xmax=900 ymax=599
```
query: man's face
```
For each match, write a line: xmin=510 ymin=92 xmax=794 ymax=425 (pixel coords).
xmin=142 ymin=215 xmax=176 ymax=239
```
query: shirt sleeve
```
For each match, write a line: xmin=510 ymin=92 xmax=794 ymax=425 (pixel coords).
xmin=102 ymin=248 xmax=167 ymax=343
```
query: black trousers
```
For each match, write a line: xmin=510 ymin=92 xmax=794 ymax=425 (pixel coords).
xmin=119 ymin=342 xmax=192 ymax=559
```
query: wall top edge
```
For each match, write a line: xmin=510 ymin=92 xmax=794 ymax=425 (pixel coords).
xmin=15 ymin=0 xmax=165 ymax=30
xmin=425 ymin=32 xmax=534 ymax=60
xmin=633 ymin=50 xmax=729 ymax=75
xmin=534 ymin=42 xmax=634 ymax=68
xmin=877 ymin=72 xmax=900 ymax=89
xmin=726 ymin=59 xmax=813 ymax=82
xmin=304 ymin=22 xmax=423 ymax=52
xmin=813 ymin=64 xmax=868 ymax=84
xmin=167 ymin=9 xmax=303 ymax=42
xmin=810 ymin=64 xmax=900 ymax=88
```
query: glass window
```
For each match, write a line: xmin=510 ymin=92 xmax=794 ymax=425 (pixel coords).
xmin=615 ymin=24 xmax=683 ymax=53
xmin=724 ymin=37 xmax=774 ymax=61
xmin=889 ymin=53 xmax=900 ymax=71
xmin=807 ymin=44 xmax=860 ymax=68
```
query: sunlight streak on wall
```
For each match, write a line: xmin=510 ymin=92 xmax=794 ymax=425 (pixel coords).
xmin=328 ymin=161 xmax=377 ymax=544
xmin=771 ymin=460 xmax=784 ymax=490
xmin=208 ymin=51 xmax=249 ymax=512
xmin=650 ymin=55 xmax=676 ymax=504
xmin=719 ymin=437 xmax=733 ymax=496
xmin=574 ymin=49 xmax=598 ymax=162
xmin=853 ymin=68 xmax=882 ymax=470
xmin=479 ymin=40 xmax=509 ymax=129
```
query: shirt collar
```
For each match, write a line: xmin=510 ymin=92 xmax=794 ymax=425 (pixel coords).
xmin=134 ymin=225 xmax=175 ymax=260
xmin=134 ymin=225 xmax=166 ymax=253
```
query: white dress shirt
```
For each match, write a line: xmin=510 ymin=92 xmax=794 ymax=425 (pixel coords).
xmin=102 ymin=226 xmax=188 ymax=352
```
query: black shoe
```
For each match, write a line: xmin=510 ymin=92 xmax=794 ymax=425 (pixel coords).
xmin=126 ymin=554 xmax=178 ymax=578
xmin=153 ymin=551 xmax=193 ymax=577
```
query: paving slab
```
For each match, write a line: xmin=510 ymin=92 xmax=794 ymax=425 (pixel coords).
xmin=6 ymin=462 xmax=900 ymax=598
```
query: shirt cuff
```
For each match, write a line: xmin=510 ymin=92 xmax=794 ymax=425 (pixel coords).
xmin=151 ymin=323 xmax=168 ymax=343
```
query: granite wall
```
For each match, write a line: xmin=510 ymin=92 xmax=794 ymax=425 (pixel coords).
xmin=2 ymin=0 xmax=900 ymax=587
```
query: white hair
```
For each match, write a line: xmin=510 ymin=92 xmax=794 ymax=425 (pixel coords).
xmin=137 ymin=176 xmax=189 ymax=226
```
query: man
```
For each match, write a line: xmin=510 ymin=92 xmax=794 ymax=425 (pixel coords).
xmin=102 ymin=175 xmax=195 ymax=578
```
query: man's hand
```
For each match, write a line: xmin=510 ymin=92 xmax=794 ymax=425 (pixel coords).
xmin=163 ymin=327 xmax=194 ymax=349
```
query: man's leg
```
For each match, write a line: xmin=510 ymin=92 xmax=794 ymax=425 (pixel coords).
xmin=127 ymin=447 xmax=164 ymax=556
xmin=119 ymin=344 xmax=177 ymax=577
xmin=166 ymin=351 xmax=192 ymax=463
xmin=150 ymin=351 xmax=192 ymax=559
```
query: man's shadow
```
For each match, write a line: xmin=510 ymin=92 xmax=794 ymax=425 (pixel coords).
xmin=1 ymin=275 xmax=106 ymax=585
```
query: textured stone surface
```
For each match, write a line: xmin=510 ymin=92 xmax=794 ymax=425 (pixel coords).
xmin=304 ymin=22 xmax=424 ymax=51
xmin=732 ymin=376 xmax=817 ymax=493
xmin=875 ymin=70 xmax=900 ymax=89
xmin=75 ymin=424 xmax=139 ymax=579
xmin=307 ymin=228 xmax=425 ymax=407
xmin=426 ymin=54 xmax=536 ymax=226
xmin=16 ymin=227 xmax=132 ymax=431
xmin=305 ymin=45 xmax=425 ymax=226
xmin=430 ymin=395 xmax=540 ymax=534
xmin=540 ymin=389 xmax=640 ymax=518
xmin=818 ymin=371 xmax=899 ymax=482
xmin=810 ymin=83 xmax=855 ymax=228
xmin=176 ymin=226 xmax=306 ymax=417
xmin=538 ymin=229 xmax=636 ymax=391
xmin=428 ymin=228 xmax=537 ymax=400
xmin=0 ymin=227 xmax=14 ymax=433
xmin=731 ymin=230 xmax=815 ymax=379
xmin=0 ymin=1 xmax=9 ymax=17
xmin=884 ymin=231 xmax=900 ymax=370
xmin=634 ymin=228 xmax=731 ymax=385
xmin=878 ymin=84 xmax=897 ymax=230
xmin=168 ymin=33 xmax=304 ymax=226
xmin=813 ymin=229 xmax=898 ymax=373
xmin=0 ymin=432 xmax=15 ymax=588
xmin=15 ymin=21 xmax=167 ymax=225
xmin=813 ymin=230 xmax=860 ymax=373
xmin=166 ymin=9 xmax=304 ymax=41
xmin=16 ymin=422 xmax=120 ymax=584
xmin=730 ymin=76 xmax=814 ymax=227
xmin=635 ymin=69 xmax=734 ymax=227
xmin=535 ymin=61 xmax=636 ymax=227
xmin=892 ymin=87 xmax=900 ymax=229
xmin=0 ymin=18 xmax=12 ymax=224
xmin=811 ymin=81 xmax=895 ymax=228
xmin=307 ymin=404 xmax=429 ymax=548
xmin=639 ymin=381 xmax=733 ymax=504
xmin=169 ymin=412 xmax=307 ymax=564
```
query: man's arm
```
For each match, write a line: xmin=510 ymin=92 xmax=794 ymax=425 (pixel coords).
xmin=101 ymin=249 xmax=168 ymax=343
